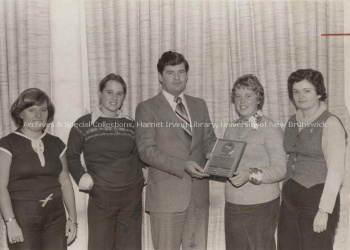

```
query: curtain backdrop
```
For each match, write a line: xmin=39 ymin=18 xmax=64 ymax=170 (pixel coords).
xmin=0 ymin=0 xmax=51 ymax=249
xmin=0 ymin=0 xmax=349 ymax=249
xmin=0 ymin=0 xmax=51 ymax=138
xmin=84 ymin=0 xmax=348 ymax=249
xmin=84 ymin=0 xmax=346 ymax=126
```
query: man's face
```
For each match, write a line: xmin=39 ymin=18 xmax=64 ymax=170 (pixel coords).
xmin=158 ymin=62 xmax=188 ymax=96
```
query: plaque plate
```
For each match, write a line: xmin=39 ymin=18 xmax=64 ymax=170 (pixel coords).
xmin=204 ymin=139 xmax=247 ymax=177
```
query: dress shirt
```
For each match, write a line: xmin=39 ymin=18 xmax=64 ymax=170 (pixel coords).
xmin=162 ymin=90 xmax=192 ymax=126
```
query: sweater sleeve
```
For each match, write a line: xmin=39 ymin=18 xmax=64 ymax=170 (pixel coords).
xmin=262 ymin=126 xmax=287 ymax=184
xmin=319 ymin=116 xmax=346 ymax=213
xmin=66 ymin=125 xmax=88 ymax=185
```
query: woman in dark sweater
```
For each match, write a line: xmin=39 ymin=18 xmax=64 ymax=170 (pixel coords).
xmin=67 ymin=73 xmax=144 ymax=250
xmin=278 ymin=69 xmax=346 ymax=250
xmin=0 ymin=88 xmax=77 ymax=250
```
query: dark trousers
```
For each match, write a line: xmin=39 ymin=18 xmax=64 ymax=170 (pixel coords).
xmin=278 ymin=179 xmax=340 ymax=250
xmin=225 ymin=197 xmax=280 ymax=250
xmin=9 ymin=197 xmax=66 ymax=250
xmin=88 ymin=179 xmax=143 ymax=250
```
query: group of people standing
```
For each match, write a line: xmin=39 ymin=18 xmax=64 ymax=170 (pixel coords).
xmin=0 ymin=51 xmax=346 ymax=250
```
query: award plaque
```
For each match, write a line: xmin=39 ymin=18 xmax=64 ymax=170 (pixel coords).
xmin=204 ymin=139 xmax=247 ymax=177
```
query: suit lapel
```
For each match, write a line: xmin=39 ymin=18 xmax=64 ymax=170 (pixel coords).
xmin=155 ymin=93 xmax=191 ymax=147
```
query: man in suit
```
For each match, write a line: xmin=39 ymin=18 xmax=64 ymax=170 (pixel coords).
xmin=135 ymin=51 xmax=216 ymax=250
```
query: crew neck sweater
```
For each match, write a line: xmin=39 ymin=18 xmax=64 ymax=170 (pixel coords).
xmin=224 ymin=116 xmax=287 ymax=205
xmin=67 ymin=114 xmax=143 ymax=191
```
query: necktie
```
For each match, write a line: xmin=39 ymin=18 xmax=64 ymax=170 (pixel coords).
xmin=174 ymin=96 xmax=192 ymax=136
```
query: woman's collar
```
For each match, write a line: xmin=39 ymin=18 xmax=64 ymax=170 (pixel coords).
xmin=239 ymin=110 xmax=264 ymax=130
xmin=91 ymin=107 xmax=124 ymax=124
xmin=14 ymin=128 xmax=47 ymax=141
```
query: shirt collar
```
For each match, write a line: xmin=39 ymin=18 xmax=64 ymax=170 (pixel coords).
xmin=162 ymin=90 xmax=186 ymax=106
xmin=91 ymin=107 xmax=124 ymax=124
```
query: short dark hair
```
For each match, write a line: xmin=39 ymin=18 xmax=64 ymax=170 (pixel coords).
xmin=287 ymin=69 xmax=327 ymax=101
xmin=157 ymin=51 xmax=189 ymax=74
xmin=99 ymin=73 xmax=127 ymax=94
xmin=231 ymin=74 xmax=265 ymax=110
xmin=11 ymin=88 xmax=55 ymax=127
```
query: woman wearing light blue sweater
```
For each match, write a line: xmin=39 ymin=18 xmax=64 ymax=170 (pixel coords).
xmin=224 ymin=74 xmax=287 ymax=250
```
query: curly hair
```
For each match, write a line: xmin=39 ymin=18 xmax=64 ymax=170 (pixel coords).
xmin=287 ymin=69 xmax=327 ymax=102
xmin=231 ymin=74 xmax=265 ymax=110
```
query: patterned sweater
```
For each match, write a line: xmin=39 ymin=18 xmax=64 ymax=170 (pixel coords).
xmin=67 ymin=113 xmax=143 ymax=191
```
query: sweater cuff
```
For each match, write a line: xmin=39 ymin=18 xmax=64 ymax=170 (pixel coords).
xmin=249 ymin=168 xmax=262 ymax=185
xmin=78 ymin=173 xmax=94 ymax=191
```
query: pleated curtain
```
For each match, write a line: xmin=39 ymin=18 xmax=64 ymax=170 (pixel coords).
xmin=0 ymin=1 xmax=51 ymax=249
xmin=0 ymin=0 xmax=51 ymax=138
xmin=84 ymin=0 xmax=347 ymax=130
xmin=84 ymin=0 xmax=348 ymax=249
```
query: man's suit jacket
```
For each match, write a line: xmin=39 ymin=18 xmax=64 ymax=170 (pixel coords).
xmin=135 ymin=92 xmax=216 ymax=213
